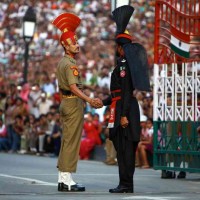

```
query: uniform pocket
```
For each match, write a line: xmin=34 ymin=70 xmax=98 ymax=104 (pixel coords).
xmin=60 ymin=98 xmax=79 ymax=116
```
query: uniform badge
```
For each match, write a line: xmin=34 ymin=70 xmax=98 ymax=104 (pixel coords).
xmin=73 ymin=69 xmax=79 ymax=76
xmin=70 ymin=66 xmax=79 ymax=76
xmin=121 ymin=59 xmax=126 ymax=63
xmin=120 ymin=70 xmax=126 ymax=77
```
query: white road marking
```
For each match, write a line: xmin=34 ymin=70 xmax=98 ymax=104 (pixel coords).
xmin=0 ymin=173 xmax=56 ymax=186
xmin=0 ymin=172 xmax=158 ymax=188
xmin=7 ymin=173 xmax=158 ymax=177
xmin=123 ymin=196 xmax=182 ymax=200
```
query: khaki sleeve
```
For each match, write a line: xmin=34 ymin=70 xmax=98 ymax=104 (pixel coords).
xmin=66 ymin=65 xmax=79 ymax=85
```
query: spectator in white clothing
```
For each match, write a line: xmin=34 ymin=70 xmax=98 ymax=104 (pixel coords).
xmin=36 ymin=92 xmax=53 ymax=116
xmin=28 ymin=83 xmax=42 ymax=118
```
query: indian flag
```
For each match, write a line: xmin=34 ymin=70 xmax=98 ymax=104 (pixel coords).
xmin=170 ymin=27 xmax=190 ymax=58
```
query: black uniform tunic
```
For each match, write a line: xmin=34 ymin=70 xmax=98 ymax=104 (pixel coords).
xmin=103 ymin=56 xmax=140 ymax=188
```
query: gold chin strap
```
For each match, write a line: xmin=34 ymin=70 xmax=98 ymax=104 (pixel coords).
xmin=66 ymin=36 xmax=78 ymax=45
xmin=61 ymin=38 xmax=72 ymax=46
xmin=61 ymin=34 xmax=78 ymax=46
xmin=66 ymin=38 xmax=72 ymax=45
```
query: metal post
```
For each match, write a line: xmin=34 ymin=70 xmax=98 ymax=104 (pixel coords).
xmin=23 ymin=41 xmax=29 ymax=83
xmin=111 ymin=0 xmax=117 ymax=13
xmin=22 ymin=6 xmax=36 ymax=84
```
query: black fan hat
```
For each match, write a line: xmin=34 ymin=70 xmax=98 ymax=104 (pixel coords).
xmin=112 ymin=5 xmax=134 ymax=35
xmin=112 ymin=5 xmax=134 ymax=45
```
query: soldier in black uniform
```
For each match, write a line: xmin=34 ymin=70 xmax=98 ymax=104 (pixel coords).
xmin=102 ymin=5 xmax=151 ymax=193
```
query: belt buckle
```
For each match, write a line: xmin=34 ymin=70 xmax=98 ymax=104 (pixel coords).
xmin=63 ymin=94 xmax=70 ymax=98
xmin=62 ymin=94 xmax=76 ymax=99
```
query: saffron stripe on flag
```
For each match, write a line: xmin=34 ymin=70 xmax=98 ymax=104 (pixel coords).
xmin=170 ymin=26 xmax=190 ymax=58
xmin=171 ymin=26 xmax=190 ymax=43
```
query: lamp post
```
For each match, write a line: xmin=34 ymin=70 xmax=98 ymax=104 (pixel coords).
xmin=111 ymin=0 xmax=130 ymax=12
xmin=22 ymin=7 xmax=36 ymax=83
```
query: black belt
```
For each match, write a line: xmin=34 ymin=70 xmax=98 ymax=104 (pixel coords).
xmin=60 ymin=89 xmax=72 ymax=95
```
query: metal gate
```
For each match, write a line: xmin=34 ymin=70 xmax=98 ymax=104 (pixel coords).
xmin=153 ymin=0 xmax=200 ymax=172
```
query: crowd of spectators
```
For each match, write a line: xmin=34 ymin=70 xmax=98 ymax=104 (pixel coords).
xmin=0 ymin=1 xmax=154 ymax=158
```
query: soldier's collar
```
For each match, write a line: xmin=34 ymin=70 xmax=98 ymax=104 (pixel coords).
xmin=64 ymin=54 xmax=76 ymax=64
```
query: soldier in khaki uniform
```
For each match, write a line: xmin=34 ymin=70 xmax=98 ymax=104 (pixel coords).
xmin=52 ymin=13 xmax=102 ymax=192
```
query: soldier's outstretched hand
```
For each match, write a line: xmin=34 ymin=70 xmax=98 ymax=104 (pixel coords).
xmin=90 ymin=98 xmax=103 ymax=108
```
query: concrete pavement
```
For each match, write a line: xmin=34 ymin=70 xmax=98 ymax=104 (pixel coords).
xmin=0 ymin=152 xmax=200 ymax=200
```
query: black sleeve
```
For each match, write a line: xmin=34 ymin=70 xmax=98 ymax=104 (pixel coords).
xmin=102 ymin=95 xmax=112 ymax=106
xmin=121 ymin=64 xmax=133 ymax=117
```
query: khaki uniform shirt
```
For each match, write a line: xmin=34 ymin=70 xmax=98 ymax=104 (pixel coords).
xmin=56 ymin=55 xmax=82 ymax=91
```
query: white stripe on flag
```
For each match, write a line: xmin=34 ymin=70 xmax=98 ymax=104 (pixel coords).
xmin=170 ymin=35 xmax=190 ymax=52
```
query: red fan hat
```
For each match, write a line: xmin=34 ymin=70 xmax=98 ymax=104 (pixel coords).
xmin=52 ymin=13 xmax=81 ymax=46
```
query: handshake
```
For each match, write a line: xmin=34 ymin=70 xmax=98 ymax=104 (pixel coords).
xmin=89 ymin=98 xmax=103 ymax=109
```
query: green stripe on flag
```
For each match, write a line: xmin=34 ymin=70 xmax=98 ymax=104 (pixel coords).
xmin=170 ymin=43 xmax=190 ymax=58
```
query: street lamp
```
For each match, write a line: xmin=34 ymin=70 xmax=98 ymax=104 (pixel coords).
xmin=22 ymin=7 xmax=36 ymax=83
xmin=111 ymin=0 xmax=130 ymax=13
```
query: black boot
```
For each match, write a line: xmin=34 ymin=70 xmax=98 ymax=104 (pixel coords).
xmin=177 ymin=171 xmax=186 ymax=179
xmin=161 ymin=170 xmax=176 ymax=179
xmin=58 ymin=183 xmax=62 ymax=191
xmin=109 ymin=185 xmax=133 ymax=193
xmin=59 ymin=183 xmax=85 ymax=192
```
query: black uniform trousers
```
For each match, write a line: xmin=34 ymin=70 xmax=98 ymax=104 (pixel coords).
xmin=112 ymin=126 xmax=138 ymax=188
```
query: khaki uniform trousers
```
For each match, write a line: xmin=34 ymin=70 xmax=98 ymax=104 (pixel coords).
xmin=57 ymin=97 xmax=84 ymax=172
